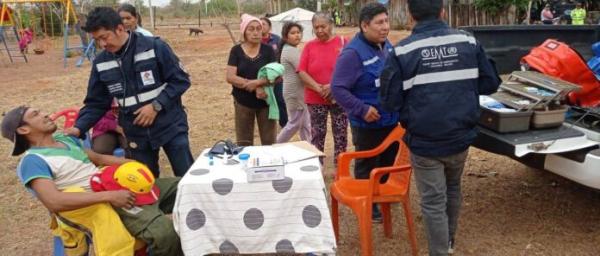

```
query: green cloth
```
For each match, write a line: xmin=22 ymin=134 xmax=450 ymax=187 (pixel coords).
xmin=257 ymin=62 xmax=285 ymax=120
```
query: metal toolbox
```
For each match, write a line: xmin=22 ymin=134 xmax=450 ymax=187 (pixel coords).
xmin=482 ymin=72 xmax=577 ymax=131
xmin=490 ymin=88 xmax=539 ymax=110
xmin=509 ymin=71 xmax=580 ymax=98
xmin=531 ymin=105 xmax=569 ymax=129
xmin=479 ymin=106 xmax=533 ymax=133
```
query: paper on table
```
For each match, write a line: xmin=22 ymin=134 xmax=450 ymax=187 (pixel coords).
xmin=273 ymin=141 xmax=325 ymax=155
xmin=272 ymin=142 xmax=323 ymax=163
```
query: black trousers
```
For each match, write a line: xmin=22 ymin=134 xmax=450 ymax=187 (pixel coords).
xmin=350 ymin=125 xmax=398 ymax=181
xmin=274 ymin=82 xmax=288 ymax=127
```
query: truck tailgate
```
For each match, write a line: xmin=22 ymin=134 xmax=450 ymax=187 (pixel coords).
xmin=473 ymin=125 xmax=598 ymax=157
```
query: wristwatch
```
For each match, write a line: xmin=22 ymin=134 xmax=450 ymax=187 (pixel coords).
xmin=151 ymin=100 xmax=162 ymax=112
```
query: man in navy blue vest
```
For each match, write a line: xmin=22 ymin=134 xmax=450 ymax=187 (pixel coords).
xmin=331 ymin=2 xmax=398 ymax=223
xmin=379 ymin=0 xmax=500 ymax=255
xmin=65 ymin=7 xmax=193 ymax=178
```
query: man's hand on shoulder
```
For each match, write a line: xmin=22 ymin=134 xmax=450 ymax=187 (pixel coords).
xmin=133 ymin=104 xmax=158 ymax=127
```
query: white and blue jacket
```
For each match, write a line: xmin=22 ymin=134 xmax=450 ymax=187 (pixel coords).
xmin=75 ymin=32 xmax=191 ymax=150
xmin=379 ymin=20 xmax=500 ymax=157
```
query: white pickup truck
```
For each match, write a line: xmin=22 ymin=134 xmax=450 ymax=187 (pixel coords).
xmin=461 ymin=25 xmax=600 ymax=189
xmin=474 ymin=71 xmax=600 ymax=189
xmin=473 ymin=108 xmax=600 ymax=189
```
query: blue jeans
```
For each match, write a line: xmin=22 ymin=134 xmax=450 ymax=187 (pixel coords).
xmin=411 ymin=150 xmax=468 ymax=256
xmin=127 ymin=133 xmax=194 ymax=178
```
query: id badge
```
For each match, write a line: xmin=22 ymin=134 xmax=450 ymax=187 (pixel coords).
xmin=140 ymin=70 xmax=155 ymax=86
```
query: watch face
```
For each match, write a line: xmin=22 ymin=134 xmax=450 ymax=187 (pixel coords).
xmin=153 ymin=101 xmax=162 ymax=111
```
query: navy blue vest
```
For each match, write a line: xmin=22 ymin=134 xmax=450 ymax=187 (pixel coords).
xmin=81 ymin=32 xmax=190 ymax=148
xmin=346 ymin=33 xmax=399 ymax=128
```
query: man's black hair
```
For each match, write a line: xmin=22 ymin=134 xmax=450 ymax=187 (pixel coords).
xmin=359 ymin=2 xmax=388 ymax=31
xmin=82 ymin=7 xmax=123 ymax=33
xmin=408 ymin=0 xmax=443 ymax=22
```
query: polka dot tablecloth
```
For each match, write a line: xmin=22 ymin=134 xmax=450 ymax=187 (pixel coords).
xmin=173 ymin=147 xmax=337 ymax=255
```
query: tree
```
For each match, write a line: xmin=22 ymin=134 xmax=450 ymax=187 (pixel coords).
xmin=166 ymin=0 xmax=184 ymax=17
xmin=133 ymin=0 xmax=149 ymax=24
xmin=206 ymin=0 xmax=237 ymax=15
xmin=474 ymin=0 xmax=529 ymax=15
xmin=297 ymin=0 xmax=317 ymax=11
xmin=321 ymin=0 xmax=337 ymax=11
xmin=474 ymin=0 xmax=530 ymax=24
xmin=242 ymin=0 xmax=268 ymax=15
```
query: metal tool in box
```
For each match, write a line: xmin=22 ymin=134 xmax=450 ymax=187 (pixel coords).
xmin=509 ymin=71 xmax=580 ymax=97
xmin=494 ymin=71 xmax=580 ymax=112
xmin=483 ymin=71 xmax=580 ymax=131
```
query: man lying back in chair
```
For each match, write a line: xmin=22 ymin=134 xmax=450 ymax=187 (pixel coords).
xmin=1 ymin=106 xmax=183 ymax=256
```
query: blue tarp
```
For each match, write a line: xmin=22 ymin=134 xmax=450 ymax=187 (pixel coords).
xmin=588 ymin=42 xmax=600 ymax=80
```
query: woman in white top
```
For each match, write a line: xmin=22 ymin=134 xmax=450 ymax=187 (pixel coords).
xmin=118 ymin=4 xmax=153 ymax=37
xmin=276 ymin=22 xmax=311 ymax=143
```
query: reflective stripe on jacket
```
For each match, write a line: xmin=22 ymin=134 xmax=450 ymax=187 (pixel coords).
xmin=379 ymin=20 xmax=500 ymax=157
xmin=76 ymin=32 xmax=191 ymax=149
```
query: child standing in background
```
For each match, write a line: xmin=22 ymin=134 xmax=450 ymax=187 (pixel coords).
xmin=276 ymin=22 xmax=311 ymax=143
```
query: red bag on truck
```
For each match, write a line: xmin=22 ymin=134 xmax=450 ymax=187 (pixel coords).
xmin=521 ymin=39 xmax=600 ymax=107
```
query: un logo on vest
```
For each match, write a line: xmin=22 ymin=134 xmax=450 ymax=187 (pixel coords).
xmin=421 ymin=49 xmax=431 ymax=58
xmin=447 ymin=47 xmax=458 ymax=55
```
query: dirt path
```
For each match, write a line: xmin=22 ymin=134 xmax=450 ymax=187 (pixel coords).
xmin=0 ymin=25 xmax=599 ymax=255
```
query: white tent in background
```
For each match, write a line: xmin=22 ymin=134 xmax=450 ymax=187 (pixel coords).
xmin=269 ymin=7 xmax=315 ymax=42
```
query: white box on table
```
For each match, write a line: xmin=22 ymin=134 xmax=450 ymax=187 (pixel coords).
xmin=245 ymin=156 xmax=285 ymax=182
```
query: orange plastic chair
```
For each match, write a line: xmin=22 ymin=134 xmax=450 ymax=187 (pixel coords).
xmin=330 ymin=124 xmax=417 ymax=256
xmin=49 ymin=107 xmax=80 ymax=129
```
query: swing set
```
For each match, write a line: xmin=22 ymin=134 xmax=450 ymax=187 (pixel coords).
xmin=0 ymin=0 xmax=91 ymax=67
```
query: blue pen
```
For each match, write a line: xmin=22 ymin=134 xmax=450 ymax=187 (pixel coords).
xmin=209 ymin=155 xmax=214 ymax=166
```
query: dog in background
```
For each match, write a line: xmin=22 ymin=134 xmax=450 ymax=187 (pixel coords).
xmin=189 ymin=28 xmax=204 ymax=36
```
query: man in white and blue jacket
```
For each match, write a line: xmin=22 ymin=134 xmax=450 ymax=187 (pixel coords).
xmin=331 ymin=2 xmax=398 ymax=223
xmin=65 ymin=7 xmax=193 ymax=178
xmin=379 ymin=0 xmax=500 ymax=255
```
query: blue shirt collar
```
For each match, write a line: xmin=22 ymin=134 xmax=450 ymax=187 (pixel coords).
xmin=356 ymin=32 xmax=388 ymax=51
xmin=412 ymin=19 xmax=449 ymax=34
